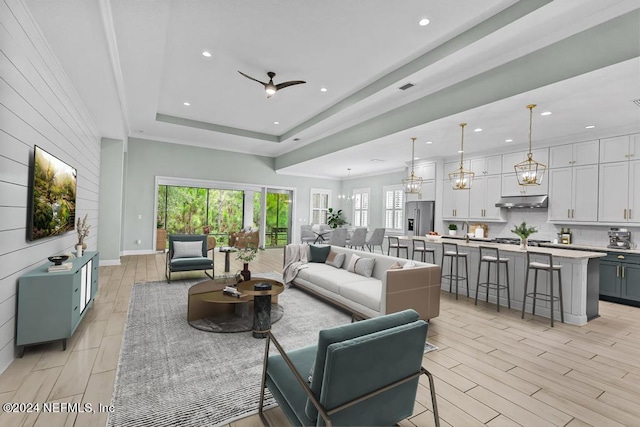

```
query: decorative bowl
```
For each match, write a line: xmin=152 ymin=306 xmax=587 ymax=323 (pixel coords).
xmin=425 ymin=235 xmax=442 ymax=242
xmin=48 ymin=255 xmax=69 ymax=266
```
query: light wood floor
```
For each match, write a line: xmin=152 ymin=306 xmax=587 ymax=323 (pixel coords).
xmin=1 ymin=248 xmax=639 ymax=427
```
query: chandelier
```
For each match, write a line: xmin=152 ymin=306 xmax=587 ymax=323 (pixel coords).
xmin=402 ymin=137 xmax=424 ymax=195
xmin=449 ymin=123 xmax=474 ymax=190
xmin=514 ymin=104 xmax=546 ymax=186
xmin=338 ymin=168 xmax=353 ymax=202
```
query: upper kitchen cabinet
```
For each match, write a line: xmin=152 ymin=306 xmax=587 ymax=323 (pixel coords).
xmin=470 ymin=155 xmax=502 ymax=176
xmin=598 ymin=159 xmax=640 ymax=223
xmin=442 ymin=180 xmax=470 ymax=219
xmin=405 ymin=161 xmax=436 ymax=202
xmin=549 ymin=140 xmax=599 ymax=168
xmin=600 ymin=134 xmax=640 ymax=163
xmin=501 ymin=173 xmax=549 ymax=196
xmin=468 ymin=174 xmax=503 ymax=221
xmin=548 ymin=165 xmax=599 ymax=222
xmin=501 ymin=148 xmax=549 ymax=174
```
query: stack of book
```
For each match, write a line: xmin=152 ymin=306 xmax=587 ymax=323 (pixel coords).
xmin=223 ymin=286 xmax=243 ymax=298
xmin=48 ymin=262 xmax=73 ymax=273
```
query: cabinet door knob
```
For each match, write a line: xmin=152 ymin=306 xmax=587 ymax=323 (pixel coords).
xmin=617 ymin=255 xmax=625 ymax=259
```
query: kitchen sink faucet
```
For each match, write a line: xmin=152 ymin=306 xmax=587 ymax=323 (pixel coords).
xmin=462 ymin=221 xmax=470 ymax=243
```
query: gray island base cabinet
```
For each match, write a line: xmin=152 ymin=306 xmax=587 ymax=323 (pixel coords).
xmin=411 ymin=239 xmax=604 ymax=326
xmin=17 ymin=251 xmax=99 ymax=357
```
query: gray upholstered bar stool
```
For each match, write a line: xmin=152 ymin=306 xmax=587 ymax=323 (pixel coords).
xmin=521 ymin=251 xmax=564 ymax=327
xmin=388 ymin=236 xmax=409 ymax=258
xmin=475 ymin=246 xmax=510 ymax=311
xmin=412 ymin=239 xmax=436 ymax=263
xmin=441 ymin=242 xmax=469 ymax=300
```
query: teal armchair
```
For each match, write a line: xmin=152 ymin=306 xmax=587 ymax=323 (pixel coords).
xmin=258 ymin=309 xmax=439 ymax=426
xmin=165 ymin=234 xmax=214 ymax=283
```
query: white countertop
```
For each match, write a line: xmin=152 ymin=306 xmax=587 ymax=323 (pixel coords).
xmin=400 ymin=236 xmax=606 ymax=259
xmin=538 ymin=242 xmax=640 ymax=255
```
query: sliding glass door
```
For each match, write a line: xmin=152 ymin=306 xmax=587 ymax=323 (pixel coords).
xmin=265 ymin=189 xmax=291 ymax=248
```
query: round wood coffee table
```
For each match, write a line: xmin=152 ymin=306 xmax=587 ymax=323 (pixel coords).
xmin=187 ymin=278 xmax=284 ymax=332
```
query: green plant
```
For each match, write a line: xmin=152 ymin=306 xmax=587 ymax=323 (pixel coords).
xmin=327 ymin=208 xmax=347 ymax=229
xmin=235 ymin=244 xmax=259 ymax=263
xmin=448 ymin=223 xmax=458 ymax=231
xmin=511 ymin=221 xmax=538 ymax=239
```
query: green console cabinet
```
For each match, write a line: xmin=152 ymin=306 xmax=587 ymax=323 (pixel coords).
xmin=17 ymin=251 xmax=99 ymax=356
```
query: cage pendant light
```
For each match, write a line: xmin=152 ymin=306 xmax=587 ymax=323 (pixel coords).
xmin=449 ymin=123 xmax=474 ymax=190
xmin=402 ymin=137 xmax=424 ymax=196
xmin=514 ymin=104 xmax=546 ymax=186
xmin=338 ymin=168 xmax=353 ymax=203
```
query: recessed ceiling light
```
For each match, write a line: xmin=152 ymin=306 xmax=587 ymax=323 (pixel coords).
xmin=425 ymin=141 xmax=433 ymax=144
xmin=414 ymin=157 xmax=419 ymax=160
xmin=201 ymin=50 xmax=212 ymax=57
xmin=505 ymin=139 xmax=513 ymax=142
xmin=585 ymin=125 xmax=596 ymax=129
xmin=458 ymin=150 xmax=464 ymax=153
xmin=183 ymin=102 xmax=190 ymax=106
xmin=541 ymin=111 xmax=552 ymax=116
xmin=419 ymin=18 xmax=430 ymax=26
xmin=474 ymin=128 xmax=482 ymax=132
xmin=273 ymin=121 xmax=279 ymax=125
xmin=320 ymin=87 xmax=327 ymax=92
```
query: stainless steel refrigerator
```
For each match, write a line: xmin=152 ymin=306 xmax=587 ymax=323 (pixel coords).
xmin=405 ymin=201 xmax=435 ymax=237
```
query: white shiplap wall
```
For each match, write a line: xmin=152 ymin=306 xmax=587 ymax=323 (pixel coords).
xmin=0 ymin=0 xmax=101 ymax=373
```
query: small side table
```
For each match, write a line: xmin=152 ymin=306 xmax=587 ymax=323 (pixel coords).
xmin=218 ymin=247 xmax=237 ymax=272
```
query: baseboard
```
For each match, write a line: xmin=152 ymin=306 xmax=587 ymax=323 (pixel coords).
xmin=100 ymin=259 xmax=121 ymax=266
xmin=121 ymin=249 xmax=157 ymax=256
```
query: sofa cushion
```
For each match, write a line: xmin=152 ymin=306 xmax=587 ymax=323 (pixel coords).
xmin=338 ymin=280 xmax=382 ymax=312
xmin=325 ymin=252 xmax=346 ymax=268
xmin=172 ymin=241 xmax=203 ymax=259
xmin=304 ymin=268 xmax=361 ymax=294
xmin=309 ymin=245 xmax=331 ymax=263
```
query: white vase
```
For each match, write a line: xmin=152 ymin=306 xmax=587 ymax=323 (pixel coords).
xmin=520 ymin=238 xmax=527 ymax=250
xmin=448 ymin=230 xmax=457 ymax=236
xmin=76 ymin=244 xmax=83 ymax=257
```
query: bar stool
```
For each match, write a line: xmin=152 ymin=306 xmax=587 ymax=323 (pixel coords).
xmin=521 ymin=251 xmax=564 ymax=327
xmin=412 ymin=239 xmax=435 ymax=263
xmin=441 ymin=242 xmax=469 ymax=300
xmin=475 ymin=246 xmax=511 ymax=311
xmin=387 ymin=236 xmax=409 ymax=258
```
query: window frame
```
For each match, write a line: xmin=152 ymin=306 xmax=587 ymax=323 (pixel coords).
xmin=383 ymin=185 xmax=404 ymax=234
xmin=309 ymin=188 xmax=332 ymax=225
xmin=351 ymin=187 xmax=370 ymax=228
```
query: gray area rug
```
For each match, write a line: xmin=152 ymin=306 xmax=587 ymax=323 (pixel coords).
xmin=108 ymin=273 xmax=350 ymax=427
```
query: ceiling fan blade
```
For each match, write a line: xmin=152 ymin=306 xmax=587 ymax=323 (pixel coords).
xmin=275 ymin=80 xmax=306 ymax=90
xmin=238 ymin=71 xmax=267 ymax=86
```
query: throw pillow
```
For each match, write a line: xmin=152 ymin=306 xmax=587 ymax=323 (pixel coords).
xmin=346 ymin=254 xmax=361 ymax=272
xmin=388 ymin=261 xmax=403 ymax=270
xmin=325 ymin=252 xmax=345 ymax=268
xmin=172 ymin=241 xmax=202 ymax=259
xmin=354 ymin=257 xmax=376 ymax=277
xmin=309 ymin=245 xmax=331 ymax=263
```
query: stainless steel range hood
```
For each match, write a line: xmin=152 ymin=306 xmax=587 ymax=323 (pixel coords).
xmin=495 ymin=195 xmax=548 ymax=209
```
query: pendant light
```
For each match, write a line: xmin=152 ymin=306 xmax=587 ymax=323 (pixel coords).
xmin=402 ymin=137 xmax=424 ymax=196
xmin=338 ymin=168 xmax=353 ymax=203
xmin=449 ymin=123 xmax=474 ymax=190
xmin=514 ymin=104 xmax=546 ymax=186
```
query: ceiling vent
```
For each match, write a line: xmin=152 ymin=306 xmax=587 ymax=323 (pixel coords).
xmin=632 ymin=99 xmax=640 ymax=108
xmin=293 ymin=138 xmax=300 ymax=141
xmin=398 ymin=83 xmax=414 ymax=91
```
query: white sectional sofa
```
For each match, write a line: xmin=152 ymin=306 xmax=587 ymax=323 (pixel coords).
xmin=285 ymin=245 xmax=441 ymax=320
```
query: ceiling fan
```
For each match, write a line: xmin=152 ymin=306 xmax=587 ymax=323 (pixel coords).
xmin=238 ymin=71 xmax=306 ymax=98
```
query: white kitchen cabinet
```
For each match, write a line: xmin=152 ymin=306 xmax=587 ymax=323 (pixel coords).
xmin=549 ymin=140 xmax=599 ymax=168
xmin=600 ymin=134 xmax=640 ymax=163
xmin=442 ymin=181 xmax=470 ymax=219
xmin=501 ymin=148 xmax=549 ymax=174
xmin=598 ymin=160 xmax=640 ymax=223
xmin=469 ymin=175 xmax=503 ymax=220
xmin=470 ymin=155 xmax=502 ymax=176
xmin=413 ymin=161 xmax=436 ymax=180
xmin=501 ymin=173 xmax=549 ymax=196
xmin=548 ymin=165 xmax=598 ymax=222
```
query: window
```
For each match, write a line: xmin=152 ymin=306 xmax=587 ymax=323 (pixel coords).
xmin=310 ymin=188 xmax=331 ymax=224
xmin=383 ymin=185 xmax=404 ymax=231
xmin=352 ymin=188 xmax=369 ymax=227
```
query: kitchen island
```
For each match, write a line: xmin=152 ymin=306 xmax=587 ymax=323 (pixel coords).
xmin=401 ymin=236 xmax=606 ymax=325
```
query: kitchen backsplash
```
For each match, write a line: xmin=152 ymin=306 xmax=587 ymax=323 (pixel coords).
xmin=446 ymin=209 xmax=639 ymax=249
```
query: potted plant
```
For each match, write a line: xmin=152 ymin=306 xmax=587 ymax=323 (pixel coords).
xmin=76 ymin=214 xmax=91 ymax=252
xmin=448 ymin=223 xmax=458 ymax=236
xmin=511 ymin=221 xmax=538 ymax=249
xmin=236 ymin=243 xmax=259 ymax=281
xmin=327 ymin=208 xmax=347 ymax=229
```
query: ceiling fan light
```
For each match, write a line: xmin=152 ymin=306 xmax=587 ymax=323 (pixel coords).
xmin=265 ymin=86 xmax=276 ymax=96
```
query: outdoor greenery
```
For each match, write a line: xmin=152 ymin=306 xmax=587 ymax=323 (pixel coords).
xmin=157 ymin=185 xmax=292 ymax=247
